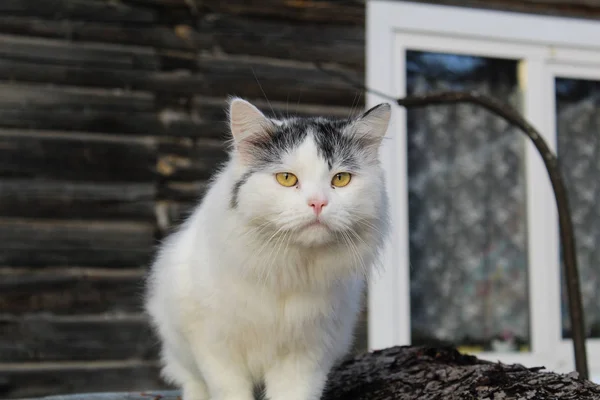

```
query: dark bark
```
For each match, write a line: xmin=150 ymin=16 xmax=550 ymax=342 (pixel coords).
xmin=322 ymin=346 xmax=600 ymax=400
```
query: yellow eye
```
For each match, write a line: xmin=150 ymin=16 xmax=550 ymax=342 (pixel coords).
xmin=332 ymin=172 xmax=351 ymax=187
xmin=275 ymin=172 xmax=298 ymax=187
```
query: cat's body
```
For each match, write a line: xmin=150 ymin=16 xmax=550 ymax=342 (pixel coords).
xmin=145 ymin=99 xmax=391 ymax=400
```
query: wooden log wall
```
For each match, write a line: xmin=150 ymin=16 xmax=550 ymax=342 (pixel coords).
xmin=1 ymin=0 xmax=598 ymax=399
xmin=0 ymin=1 xmax=365 ymax=398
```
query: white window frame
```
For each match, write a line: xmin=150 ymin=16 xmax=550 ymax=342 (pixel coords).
xmin=366 ymin=0 xmax=600 ymax=379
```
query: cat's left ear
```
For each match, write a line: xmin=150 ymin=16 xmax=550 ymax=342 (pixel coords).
xmin=348 ymin=103 xmax=391 ymax=144
xmin=228 ymin=97 xmax=277 ymax=164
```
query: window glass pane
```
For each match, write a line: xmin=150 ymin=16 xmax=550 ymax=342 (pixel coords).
xmin=407 ymin=51 xmax=530 ymax=353
xmin=556 ymin=77 xmax=600 ymax=339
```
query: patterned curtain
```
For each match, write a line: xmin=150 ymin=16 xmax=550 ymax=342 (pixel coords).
xmin=406 ymin=51 xmax=529 ymax=351
xmin=556 ymin=78 xmax=600 ymax=338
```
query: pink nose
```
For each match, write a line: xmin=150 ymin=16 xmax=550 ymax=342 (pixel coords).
xmin=308 ymin=198 xmax=328 ymax=216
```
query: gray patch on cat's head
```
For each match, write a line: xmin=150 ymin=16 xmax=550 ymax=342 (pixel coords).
xmin=230 ymin=170 xmax=254 ymax=209
xmin=248 ymin=117 xmax=363 ymax=169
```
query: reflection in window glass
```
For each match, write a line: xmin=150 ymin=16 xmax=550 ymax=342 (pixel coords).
xmin=556 ymin=78 xmax=600 ymax=339
xmin=407 ymin=51 xmax=529 ymax=352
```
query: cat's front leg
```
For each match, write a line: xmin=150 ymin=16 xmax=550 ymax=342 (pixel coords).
xmin=264 ymin=354 xmax=331 ymax=400
xmin=191 ymin=347 xmax=254 ymax=400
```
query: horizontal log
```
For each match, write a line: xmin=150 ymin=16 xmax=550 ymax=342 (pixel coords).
xmin=194 ymin=55 xmax=362 ymax=107
xmin=0 ymin=95 xmax=358 ymax=138
xmin=155 ymin=201 xmax=196 ymax=232
xmin=0 ymin=88 xmax=357 ymax=139
xmin=0 ymin=0 xmax=157 ymax=23
xmin=0 ymin=34 xmax=159 ymax=71
xmin=192 ymin=96 xmax=360 ymax=121
xmin=0 ymin=16 xmax=204 ymax=50
xmin=0 ymin=219 xmax=155 ymax=267
xmin=0 ymin=108 xmax=165 ymax=136
xmin=0 ymin=82 xmax=155 ymax=112
xmin=0 ymin=107 xmax=218 ymax=139
xmin=0 ymin=15 xmax=363 ymax=68
xmin=158 ymin=181 xmax=208 ymax=202
xmin=197 ymin=14 xmax=364 ymax=68
xmin=0 ymin=129 xmax=156 ymax=182
xmin=0 ymin=180 xmax=155 ymax=221
xmin=0 ymin=55 xmax=362 ymax=107
xmin=199 ymin=0 xmax=364 ymax=25
xmin=0 ymin=268 xmax=145 ymax=314
xmin=125 ymin=0 xmax=190 ymax=5
xmin=0 ymin=361 xmax=166 ymax=399
xmin=157 ymin=137 xmax=227 ymax=181
xmin=0 ymin=315 xmax=157 ymax=362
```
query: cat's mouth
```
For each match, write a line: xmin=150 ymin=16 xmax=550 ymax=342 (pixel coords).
xmin=303 ymin=219 xmax=330 ymax=230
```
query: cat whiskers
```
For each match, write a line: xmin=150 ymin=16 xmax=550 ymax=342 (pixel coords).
xmin=212 ymin=217 xmax=273 ymax=262
xmin=262 ymin=226 xmax=296 ymax=288
xmin=353 ymin=217 xmax=385 ymax=238
xmin=243 ymin=221 xmax=290 ymax=286
xmin=337 ymin=230 xmax=367 ymax=279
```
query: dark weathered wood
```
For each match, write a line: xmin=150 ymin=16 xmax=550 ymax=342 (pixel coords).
xmin=0 ymin=109 xmax=162 ymax=136
xmin=0 ymin=96 xmax=358 ymax=139
xmin=194 ymin=55 xmax=362 ymax=107
xmin=0 ymin=56 xmax=362 ymax=107
xmin=0 ymin=180 xmax=155 ymax=221
xmin=0 ymin=268 xmax=145 ymax=314
xmin=158 ymin=181 xmax=208 ymax=202
xmin=157 ymin=137 xmax=227 ymax=181
xmin=0 ymin=361 xmax=167 ymax=399
xmin=196 ymin=14 xmax=364 ymax=68
xmin=325 ymin=346 xmax=600 ymax=399
xmin=0 ymin=129 xmax=156 ymax=182
xmin=0 ymin=0 xmax=157 ymax=23
xmin=0 ymin=84 xmax=216 ymax=136
xmin=125 ymin=0 xmax=190 ymax=6
xmin=157 ymin=201 xmax=195 ymax=231
xmin=0 ymin=219 xmax=155 ymax=267
xmin=0 ymin=108 xmax=215 ymax=137
xmin=0 ymin=82 xmax=155 ymax=112
xmin=192 ymin=96 xmax=361 ymax=121
xmin=0 ymin=34 xmax=159 ymax=71
xmin=0 ymin=315 xmax=157 ymax=362
xmin=0 ymin=17 xmax=205 ymax=50
xmin=199 ymin=0 xmax=365 ymax=25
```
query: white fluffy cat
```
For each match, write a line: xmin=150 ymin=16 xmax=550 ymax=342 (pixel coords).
xmin=144 ymin=98 xmax=391 ymax=400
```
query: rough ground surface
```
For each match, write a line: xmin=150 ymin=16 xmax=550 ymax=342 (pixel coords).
xmin=18 ymin=346 xmax=600 ymax=400
xmin=324 ymin=346 xmax=600 ymax=399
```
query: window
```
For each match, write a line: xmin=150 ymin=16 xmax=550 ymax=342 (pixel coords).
xmin=367 ymin=0 xmax=600 ymax=382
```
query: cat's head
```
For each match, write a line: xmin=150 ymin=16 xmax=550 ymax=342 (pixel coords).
xmin=227 ymin=98 xmax=390 ymax=248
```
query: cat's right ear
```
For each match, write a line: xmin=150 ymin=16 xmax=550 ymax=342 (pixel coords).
xmin=228 ymin=98 xmax=274 ymax=144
